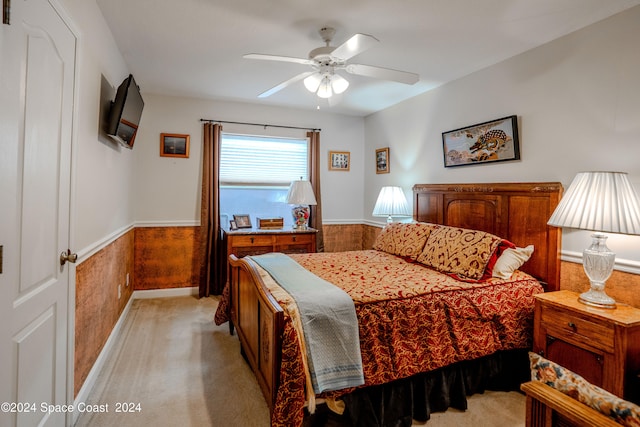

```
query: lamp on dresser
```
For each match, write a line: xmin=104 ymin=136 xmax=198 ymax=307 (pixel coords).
xmin=286 ymin=178 xmax=317 ymax=230
xmin=372 ymin=186 xmax=410 ymax=224
xmin=547 ymin=171 xmax=640 ymax=308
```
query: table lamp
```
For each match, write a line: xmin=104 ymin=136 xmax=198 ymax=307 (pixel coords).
xmin=286 ymin=178 xmax=317 ymax=229
xmin=372 ymin=186 xmax=410 ymax=224
xmin=547 ymin=171 xmax=640 ymax=308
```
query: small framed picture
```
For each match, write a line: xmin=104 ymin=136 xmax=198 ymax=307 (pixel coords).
xmin=229 ymin=220 xmax=238 ymax=231
xmin=329 ymin=151 xmax=350 ymax=171
xmin=376 ymin=147 xmax=389 ymax=174
xmin=160 ymin=133 xmax=190 ymax=158
xmin=233 ymin=214 xmax=252 ymax=229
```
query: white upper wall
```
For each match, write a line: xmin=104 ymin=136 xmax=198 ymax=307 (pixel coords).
xmin=364 ymin=6 xmax=640 ymax=266
xmin=132 ymin=95 xmax=366 ymax=224
xmin=60 ymin=0 xmax=135 ymax=254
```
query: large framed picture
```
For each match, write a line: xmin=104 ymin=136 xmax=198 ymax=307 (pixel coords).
xmin=375 ymin=147 xmax=389 ymax=174
xmin=442 ymin=115 xmax=519 ymax=167
xmin=329 ymin=151 xmax=350 ymax=171
xmin=160 ymin=133 xmax=190 ymax=158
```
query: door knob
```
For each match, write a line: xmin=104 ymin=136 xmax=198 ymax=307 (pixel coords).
xmin=60 ymin=249 xmax=78 ymax=266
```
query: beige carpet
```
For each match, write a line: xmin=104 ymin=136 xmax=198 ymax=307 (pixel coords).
xmin=74 ymin=296 xmax=525 ymax=427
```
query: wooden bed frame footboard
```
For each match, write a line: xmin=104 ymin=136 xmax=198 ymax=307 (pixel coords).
xmin=229 ymin=182 xmax=563 ymax=413
xmin=228 ymin=254 xmax=284 ymax=409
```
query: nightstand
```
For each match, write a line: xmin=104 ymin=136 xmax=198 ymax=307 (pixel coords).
xmin=533 ymin=290 xmax=640 ymax=403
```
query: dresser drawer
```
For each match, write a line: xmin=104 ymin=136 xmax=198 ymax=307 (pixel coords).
xmin=274 ymin=233 xmax=314 ymax=245
xmin=231 ymin=235 xmax=274 ymax=247
xmin=540 ymin=304 xmax=614 ymax=353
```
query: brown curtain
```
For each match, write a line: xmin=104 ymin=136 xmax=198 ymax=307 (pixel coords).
xmin=199 ymin=123 xmax=225 ymax=296
xmin=307 ymin=131 xmax=324 ymax=252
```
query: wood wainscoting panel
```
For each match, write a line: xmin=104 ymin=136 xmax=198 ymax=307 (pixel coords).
xmin=560 ymin=261 xmax=640 ymax=309
xmin=322 ymin=224 xmax=365 ymax=252
xmin=75 ymin=229 xmax=134 ymax=396
xmin=134 ymin=226 xmax=201 ymax=290
xmin=363 ymin=224 xmax=383 ymax=250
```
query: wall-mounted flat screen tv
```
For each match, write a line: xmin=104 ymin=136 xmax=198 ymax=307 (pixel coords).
xmin=107 ymin=74 xmax=144 ymax=149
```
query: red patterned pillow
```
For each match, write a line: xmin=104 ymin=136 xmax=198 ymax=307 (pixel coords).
xmin=373 ymin=222 xmax=439 ymax=260
xmin=416 ymin=225 xmax=512 ymax=280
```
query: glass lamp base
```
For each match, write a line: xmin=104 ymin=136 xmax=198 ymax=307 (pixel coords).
xmin=578 ymin=288 xmax=616 ymax=309
xmin=579 ymin=233 xmax=616 ymax=309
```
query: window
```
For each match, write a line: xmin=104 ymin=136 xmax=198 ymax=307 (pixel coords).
xmin=219 ymin=133 xmax=310 ymax=229
xmin=220 ymin=134 xmax=309 ymax=185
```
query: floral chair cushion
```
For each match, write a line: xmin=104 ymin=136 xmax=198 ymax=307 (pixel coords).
xmin=529 ymin=352 xmax=640 ymax=426
xmin=372 ymin=222 xmax=439 ymax=260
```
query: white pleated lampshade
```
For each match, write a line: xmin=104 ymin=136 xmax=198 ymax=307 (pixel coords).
xmin=286 ymin=180 xmax=317 ymax=205
xmin=372 ymin=186 xmax=410 ymax=217
xmin=548 ymin=171 xmax=640 ymax=235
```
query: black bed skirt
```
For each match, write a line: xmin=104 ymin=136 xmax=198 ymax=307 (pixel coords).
xmin=303 ymin=349 xmax=530 ymax=427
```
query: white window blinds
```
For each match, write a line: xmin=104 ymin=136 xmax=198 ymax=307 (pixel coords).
xmin=220 ymin=134 xmax=309 ymax=186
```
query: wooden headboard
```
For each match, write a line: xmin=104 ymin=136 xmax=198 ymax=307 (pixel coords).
xmin=413 ymin=182 xmax=563 ymax=291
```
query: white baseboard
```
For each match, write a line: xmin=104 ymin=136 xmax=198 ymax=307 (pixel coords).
xmin=72 ymin=286 xmax=199 ymax=424
xmin=72 ymin=295 xmax=135 ymax=424
xmin=132 ymin=286 xmax=199 ymax=299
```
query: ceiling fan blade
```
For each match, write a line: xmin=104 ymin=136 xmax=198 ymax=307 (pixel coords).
xmin=244 ymin=53 xmax=314 ymax=65
xmin=345 ymin=64 xmax=419 ymax=85
xmin=258 ymin=71 xmax=315 ymax=98
xmin=330 ymin=33 xmax=379 ymax=61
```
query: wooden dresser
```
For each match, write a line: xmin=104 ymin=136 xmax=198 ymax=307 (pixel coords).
xmin=223 ymin=227 xmax=317 ymax=259
xmin=533 ymin=290 xmax=640 ymax=403
xmin=222 ymin=227 xmax=317 ymax=340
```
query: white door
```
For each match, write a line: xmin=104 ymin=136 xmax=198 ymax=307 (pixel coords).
xmin=0 ymin=0 xmax=76 ymax=426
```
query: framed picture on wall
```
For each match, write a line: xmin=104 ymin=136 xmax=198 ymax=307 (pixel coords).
xmin=160 ymin=133 xmax=190 ymax=158
xmin=442 ymin=115 xmax=520 ymax=167
xmin=329 ymin=151 xmax=350 ymax=171
xmin=376 ymin=147 xmax=389 ymax=174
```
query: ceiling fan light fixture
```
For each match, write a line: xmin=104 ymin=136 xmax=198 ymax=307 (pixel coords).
xmin=331 ymin=74 xmax=349 ymax=94
xmin=303 ymin=73 xmax=322 ymax=92
xmin=317 ymin=76 xmax=333 ymax=98
xmin=246 ymin=27 xmax=419 ymax=101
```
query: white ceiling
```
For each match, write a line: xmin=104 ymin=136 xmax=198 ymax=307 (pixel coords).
xmin=96 ymin=0 xmax=640 ymax=117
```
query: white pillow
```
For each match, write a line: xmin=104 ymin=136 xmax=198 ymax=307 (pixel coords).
xmin=492 ymin=245 xmax=534 ymax=279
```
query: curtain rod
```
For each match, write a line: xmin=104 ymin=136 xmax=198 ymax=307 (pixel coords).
xmin=200 ymin=119 xmax=320 ymax=132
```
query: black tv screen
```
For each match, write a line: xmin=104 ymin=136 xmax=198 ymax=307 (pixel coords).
xmin=107 ymin=74 xmax=144 ymax=149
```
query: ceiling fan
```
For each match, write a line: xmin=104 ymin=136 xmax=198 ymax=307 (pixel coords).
xmin=244 ymin=27 xmax=419 ymax=99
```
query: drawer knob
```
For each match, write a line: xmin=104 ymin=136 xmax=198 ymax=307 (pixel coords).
xmin=292 ymin=236 xmax=297 ymax=242
xmin=250 ymin=237 xmax=254 ymax=244
xmin=568 ymin=321 xmax=576 ymax=330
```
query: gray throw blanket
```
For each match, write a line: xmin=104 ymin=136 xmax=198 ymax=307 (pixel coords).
xmin=249 ymin=253 xmax=364 ymax=394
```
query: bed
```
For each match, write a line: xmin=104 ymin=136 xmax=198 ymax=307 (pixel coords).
xmin=214 ymin=182 xmax=563 ymax=426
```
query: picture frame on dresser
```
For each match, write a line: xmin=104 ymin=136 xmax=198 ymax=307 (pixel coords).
xmin=233 ymin=214 xmax=252 ymax=229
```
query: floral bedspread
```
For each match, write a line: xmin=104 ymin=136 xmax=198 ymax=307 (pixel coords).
xmin=215 ymin=250 xmax=544 ymax=426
